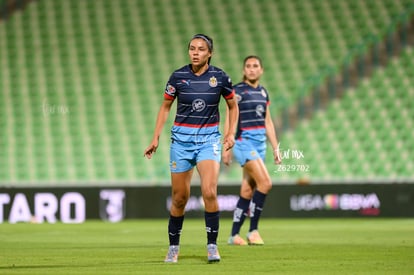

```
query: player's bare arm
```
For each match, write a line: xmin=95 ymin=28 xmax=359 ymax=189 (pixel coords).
xmin=144 ymin=98 xmax=174 ymax=159
xmin=223 ymin=96 xmax=238 ymax=151
xmin=265 ymin=107 xmax=281 ymax=164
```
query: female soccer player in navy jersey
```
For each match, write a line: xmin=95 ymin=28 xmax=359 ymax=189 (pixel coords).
xmin=144 ymin=34 xmax=239 ymax=263
xmin=223 ymin=55 xmax=282 ymax=246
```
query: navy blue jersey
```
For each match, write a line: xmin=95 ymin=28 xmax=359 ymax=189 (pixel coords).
xmin=164 ymin=64 xmax=234 ymax=142
xmin=234 ymin=82 xmax=270 ymax=142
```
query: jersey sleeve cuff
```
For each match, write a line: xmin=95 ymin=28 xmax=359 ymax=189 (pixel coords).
xmin=224 ymin=89 xmax=235 ymax=99
xmin=164 ymin=93 xmax=175 ymax=100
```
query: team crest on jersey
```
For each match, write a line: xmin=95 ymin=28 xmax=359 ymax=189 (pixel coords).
xmin=192 ymin=98 xmax=206 ymax=112
xmin=261 ymin=89 xmax=266 ymax=97
xmin=209 ymin=76 xmax=218 ymax=87
xmin=166 ymin=84 xmax=176 ymax=96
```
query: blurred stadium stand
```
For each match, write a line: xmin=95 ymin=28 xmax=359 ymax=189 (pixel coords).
xmin=0 ymin=0 xmax=413 ymax=186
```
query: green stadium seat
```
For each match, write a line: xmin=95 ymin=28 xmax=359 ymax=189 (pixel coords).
xmin=1 ymin=0 xmax=413 ymax=185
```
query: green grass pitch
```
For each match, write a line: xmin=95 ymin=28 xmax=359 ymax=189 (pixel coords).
xmin=1 ymin=218 xmax=413 ymax=274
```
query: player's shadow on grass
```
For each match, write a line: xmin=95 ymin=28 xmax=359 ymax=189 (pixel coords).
xmin=179 ymin=255 xmax=208 ymax=263
xmin=143 ymin=255 xmax=208 ymax=264
xmin=1 ymin=265 xmax=72 ymax=270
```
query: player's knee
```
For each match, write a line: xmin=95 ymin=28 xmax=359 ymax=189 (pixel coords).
xmin=202 ymin=189 xmax=217 ymax=203
xmin=203 ymin=192 xmax=217 ymax=202
xmin=257 ymin=176 xmax=272 ymax=194
xmin=264 ymin=179 xmax=273 ymax=192
xmin=172 ymin=195 xmax=189 ymax=210
xmin=240 ymin=188 xmax=254 ymax=199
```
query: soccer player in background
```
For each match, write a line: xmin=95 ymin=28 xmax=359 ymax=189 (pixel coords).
xmin=223 ymin=55 xmax=282 ymax=246
xmin=144 ymin=34 xmax=239 ymax=263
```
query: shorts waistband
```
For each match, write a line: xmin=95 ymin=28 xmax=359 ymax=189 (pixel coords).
xmin=171 ymin=137 xmax=221 ymax=145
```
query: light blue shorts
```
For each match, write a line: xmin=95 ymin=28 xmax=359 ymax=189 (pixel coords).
xmin=169 ymin=135 xmax=221 ymax=173
xmin=233 ymin=138 xmax=266 ymax=167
